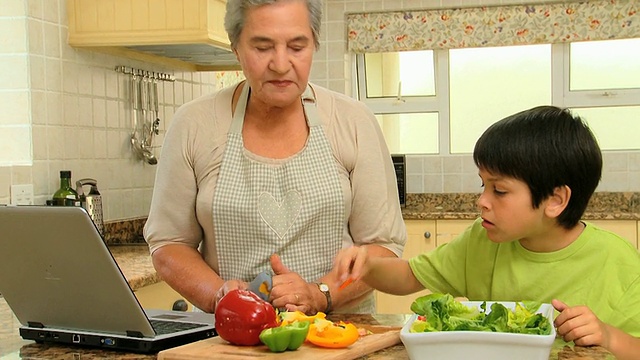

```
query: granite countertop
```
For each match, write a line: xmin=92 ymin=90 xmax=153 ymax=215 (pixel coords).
xmin=104 ymin=193 xmax=640 ymax=247
xmin=403 ymin=192 xmax=640 ymax=220
xmin=108 ymin=245 xmax=161 ymax=291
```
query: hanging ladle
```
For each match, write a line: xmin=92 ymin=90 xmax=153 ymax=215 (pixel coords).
xmin=131 ymin=73 xmax=157 ymax=165
xmin=144 ymin=76 xmax=161 ymax=148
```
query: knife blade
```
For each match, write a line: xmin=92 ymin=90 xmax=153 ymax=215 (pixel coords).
xmin=248 ymin=270 xmax=272 ymax=301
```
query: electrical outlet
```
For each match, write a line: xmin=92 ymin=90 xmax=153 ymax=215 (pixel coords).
xmin=11 ymin=184 xmax=34 ymax=205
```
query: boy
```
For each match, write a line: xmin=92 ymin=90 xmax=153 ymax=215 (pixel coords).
xmin=334 ymin=106 xmax=640 ymax=359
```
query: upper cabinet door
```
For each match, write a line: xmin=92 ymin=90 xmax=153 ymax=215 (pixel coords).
xmin=67 ymin=0 xmax=239 ymax=71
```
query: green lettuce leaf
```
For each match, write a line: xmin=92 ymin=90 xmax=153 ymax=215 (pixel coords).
xmin=408 ymin=294 xmax=552 ymax=335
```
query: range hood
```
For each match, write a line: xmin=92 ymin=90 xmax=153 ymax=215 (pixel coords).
xmin=125 ymin=44 xmax=239 ymax=70
xmin=67 ymin=0 xmax=241 ymax=71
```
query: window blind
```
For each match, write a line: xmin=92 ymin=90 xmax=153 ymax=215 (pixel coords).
xmin=347 ymin=0 xmax=639 ymax=53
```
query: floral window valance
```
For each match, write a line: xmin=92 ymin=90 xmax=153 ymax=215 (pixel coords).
xmin=347 ymin=0 xmax=639 ymax=53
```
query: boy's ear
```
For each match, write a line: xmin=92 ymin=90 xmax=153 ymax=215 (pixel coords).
xmin=544 ymin=185 xmax=571 ymax=218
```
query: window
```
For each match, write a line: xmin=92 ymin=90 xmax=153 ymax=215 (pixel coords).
xmin=357 ymin=51 xmax=442 ymax=154
xmin=375 ymin=113 xmax=439 ymax=154
xmin=569 ymin=38 xmax=640 ymax=91
xmin=356 ymin=39 xmax=640 ymax=154
xmin=363 ymin=51 xmax=435 ymax=98
xmin=449 ymin=45 xmax=551 ymax=153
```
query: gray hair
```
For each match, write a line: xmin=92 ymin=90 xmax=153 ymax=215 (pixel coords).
xmin=224 ymin=0 xmax=323 ymax=50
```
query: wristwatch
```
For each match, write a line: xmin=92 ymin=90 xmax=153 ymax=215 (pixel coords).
xmin=316 ymin=283 xmax=332 ymax=313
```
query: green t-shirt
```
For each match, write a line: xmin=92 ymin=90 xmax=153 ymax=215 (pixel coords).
xmin=409 ymin=218 xmax=640 ymax=336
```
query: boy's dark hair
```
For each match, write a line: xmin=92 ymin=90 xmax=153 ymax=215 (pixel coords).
xmin=473 ymin=105 xmax=602 ymax=229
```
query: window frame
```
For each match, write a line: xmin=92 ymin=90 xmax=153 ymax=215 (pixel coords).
xmin=355 ymin=42 xmax=640 ymax=154
xmin=557 ymin=43 xmax=640 ymax=108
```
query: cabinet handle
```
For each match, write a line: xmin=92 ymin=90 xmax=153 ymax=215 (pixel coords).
xmin=423 ymin=231 xmax=431 ymax=239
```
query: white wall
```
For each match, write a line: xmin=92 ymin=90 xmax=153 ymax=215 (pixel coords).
xmin=0 ymin=0 xmax=218 ymax=220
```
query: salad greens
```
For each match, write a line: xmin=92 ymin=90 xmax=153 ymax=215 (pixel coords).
xmin=409 ymin=293 xmax=552 ymax=335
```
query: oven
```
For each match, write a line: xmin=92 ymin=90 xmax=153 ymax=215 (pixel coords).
xmin=391 ymin=154 xmax=406 ymax=207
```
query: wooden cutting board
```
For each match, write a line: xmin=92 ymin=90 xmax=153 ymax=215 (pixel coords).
xmin=158 ymin=325 xmax=402 ymax=360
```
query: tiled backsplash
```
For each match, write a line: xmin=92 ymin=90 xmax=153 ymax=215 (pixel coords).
xmin=1 ymin=0 xmax=638 ymax=223
xmin=404 ymin=152 xmax=640 ymax=194
xmin=0 ymin=1 xmax=219 ymax=221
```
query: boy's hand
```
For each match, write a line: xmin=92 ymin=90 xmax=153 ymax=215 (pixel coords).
xmin=334 ymin=246 xmax=370 ymax=285
xmin=552 ymin=299 xmax=611 ymax=348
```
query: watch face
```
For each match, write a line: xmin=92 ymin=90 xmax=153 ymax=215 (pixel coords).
xmin=319 ymin=283 xmax=329 ymax=292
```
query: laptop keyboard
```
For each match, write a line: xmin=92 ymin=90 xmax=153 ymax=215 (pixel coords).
xmin=150 ymin=319 xmax=207 ymax=335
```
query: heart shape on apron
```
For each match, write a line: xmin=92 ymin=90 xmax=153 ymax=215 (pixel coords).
xmin=258 ymin=191 xmax=302 ymax=239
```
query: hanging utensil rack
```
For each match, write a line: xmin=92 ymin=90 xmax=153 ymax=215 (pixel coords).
xmin=115 ymin=66 xmax=175 ymax=82
xmin=116 ymin=66 xmax=174 ymax=165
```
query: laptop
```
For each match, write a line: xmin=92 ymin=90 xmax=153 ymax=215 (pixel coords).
xmin=0 ymin=205 xmax=216 ymax=353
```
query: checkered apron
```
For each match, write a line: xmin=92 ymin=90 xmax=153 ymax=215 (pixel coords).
xmin=212 ymin=83 xmax=344 ymax=285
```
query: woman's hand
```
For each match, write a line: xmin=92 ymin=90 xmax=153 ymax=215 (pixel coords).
xmin=214 ymin=279 xmax=249 ymax=311
xmin=269 ymin=254 xmax=325 ymax=315
xmin=552 ymin=299 xmax=609 ymax=347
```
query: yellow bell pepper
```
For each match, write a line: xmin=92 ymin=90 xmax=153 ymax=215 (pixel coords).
xmin=279 ymin=311 xmax=326 ymax=326
xmin=306 ymin=319 xmax=360 ymax=349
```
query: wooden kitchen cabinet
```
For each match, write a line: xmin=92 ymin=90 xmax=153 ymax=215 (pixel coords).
xmin=67 ymin=0 xmax=239 ymax=71
xmin=587 ymin=219 xmax=638 ymax=249
xmin=376 ymin=220 xmax=474 ymax=314
xmin=375 ymin=218 xmax=640 ymax=314
xmin=376 ymin=220 xmax=435 ymax=314
xmin=435 ymin=219 xmax=476 ymax=246
xmin=375 ymin=219 xmax=476 ymax=314
xmin=134 ymin=281 xmax=193 ymax=312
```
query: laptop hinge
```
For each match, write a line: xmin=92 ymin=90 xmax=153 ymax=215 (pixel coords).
xmin=126 ymin=330 xmax=144 ymax=338
xmin=27 ymin=321 xmax=45 ymax=328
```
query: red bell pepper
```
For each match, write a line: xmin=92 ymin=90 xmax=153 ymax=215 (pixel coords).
xmin=215 ymin=289 xmax=279 ymax=346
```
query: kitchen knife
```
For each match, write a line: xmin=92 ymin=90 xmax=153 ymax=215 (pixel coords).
xmin=248 ymin=271 xmax=272 ymax=301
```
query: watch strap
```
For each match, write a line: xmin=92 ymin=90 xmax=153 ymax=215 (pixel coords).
xmin=316 ymin=283 xmax=332 ymax=313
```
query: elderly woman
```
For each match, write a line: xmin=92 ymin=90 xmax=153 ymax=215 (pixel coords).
xmin=144 ymin=0 xmax=406 ymax=315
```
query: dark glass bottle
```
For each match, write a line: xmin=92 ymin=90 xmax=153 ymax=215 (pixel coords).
xmin=52 ymin=170 xmax=80 ymax=206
